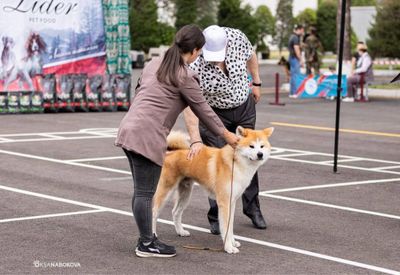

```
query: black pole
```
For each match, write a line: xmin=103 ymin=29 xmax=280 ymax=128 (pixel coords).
xmin=334 ymin=0 xmax=347 ymax=173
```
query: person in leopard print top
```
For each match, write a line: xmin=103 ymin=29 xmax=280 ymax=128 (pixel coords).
xmin=184 ymin=25 xmax=267 ymax=234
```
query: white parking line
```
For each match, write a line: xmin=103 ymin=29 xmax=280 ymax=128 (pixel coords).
xmin=0 ymin=149 xmax=131 ymax=175
xmin=0 ymin=136 xmax=110 ymax=144
xmin=0 ymin=184 xmax=398 ymax=275
xmin=263 ymin=194 xmax=400 ymax=220
xmin=271 ymin=156 xmax=400 ymax=175
xmin=0 ymin=209 xmax=105 ymax=223
xmin=66 ymin=156 xmax=125 ymax=163
xmin=373 ymin=165 xmax=400 ymax=170
xmin=261 ymin=178 xmax=400 ymax=194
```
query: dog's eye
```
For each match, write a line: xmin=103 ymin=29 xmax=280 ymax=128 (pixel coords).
xmin=250 ymin=145 xmax=254 ymax=148
xmin=261 ymin=145 xmax=264 ymax=148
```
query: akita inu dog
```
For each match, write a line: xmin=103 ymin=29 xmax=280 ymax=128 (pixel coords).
xmin=152 ymin=126 xmax=273 ymax=254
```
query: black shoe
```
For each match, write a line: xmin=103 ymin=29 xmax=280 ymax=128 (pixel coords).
xmin=209 ymin=221 xmax=220 ymax=235
xmin=135 ymin=235 xmax=176 ymax=258
xmin=244 ymin=210 xmax=267 ymax=229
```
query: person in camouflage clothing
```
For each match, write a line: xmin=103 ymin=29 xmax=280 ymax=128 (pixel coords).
xmin=304 ymin=27 xmax=323 ymax=75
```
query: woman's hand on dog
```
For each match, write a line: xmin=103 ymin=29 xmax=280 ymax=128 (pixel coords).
xmin=187 ymin=142 xmax=204 ymax=160
xmin=223 ymin=130 xmax=240 ymax=149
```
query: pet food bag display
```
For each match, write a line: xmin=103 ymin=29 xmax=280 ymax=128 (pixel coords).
xmin=0 ymin=73 xmax=133 ymax=115
xmin=0 ymin=92 xmax=8 ymax=113
xmin=56 ymin=75 xmax=74 ymax=112
xmin=101 ymin=74 xmax=117 ymax=112
xmin=41 ymin=74 xmax=58 ymax=113
xmin=72 ymin=74 xmax=88 ymax=112
xmin=115 ymin=74 xmax=131 ymax=111
xmin=31 ymin=91 xmax=44 ymax=113
xmin=7 ymin=92 xmax=20 ymax=113
xmin=87 ymin=75 xmax=103 ymax=112
xmin=19 ymin=91 xmax=32 ymax=113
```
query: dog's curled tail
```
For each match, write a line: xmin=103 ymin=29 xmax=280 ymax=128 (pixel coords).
xmin=167 ymin=131 xmax=190 ymax=151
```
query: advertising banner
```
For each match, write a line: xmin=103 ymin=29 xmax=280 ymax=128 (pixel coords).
xmin=295 ymin=74 xmax=348 ymax=98
xmin=0 ymin=0 xmax=106 ymax=91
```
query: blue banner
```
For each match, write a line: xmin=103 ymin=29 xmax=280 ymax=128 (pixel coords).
xmin=294 ymin=74 xmax=347 ymax=98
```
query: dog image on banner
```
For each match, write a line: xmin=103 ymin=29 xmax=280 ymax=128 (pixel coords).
xmin=152 ymin=127 xmax=274 ymax=254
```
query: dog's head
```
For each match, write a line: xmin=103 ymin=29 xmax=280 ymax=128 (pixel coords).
xmin=235 ymin=126 xmax=274 ymax=163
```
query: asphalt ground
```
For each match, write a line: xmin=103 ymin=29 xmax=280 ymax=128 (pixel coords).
xmin=1 ymin=84 xmax=400 ymax=274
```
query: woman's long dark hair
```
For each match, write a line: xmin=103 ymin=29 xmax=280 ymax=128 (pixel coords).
xmin=157 ymin=25 xmax=205 ymax=87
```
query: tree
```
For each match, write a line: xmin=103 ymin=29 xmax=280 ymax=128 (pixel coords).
xmin=295 ymin=8 xmax=317 ymax=30
xmin=171 ymin=0 xmax=218 ymax=29
xmin=336 ymin=0 xmax=352 ymax=60
xmin=274 ymin=0 xmax=294 ymax=53
xmin=218 ymin=0 xmax=259 ymax=44
xmin=352 ymin=0 xmax=376 ymax=6
xmin=174 ymin=0 xmax=197 ymax=30
xmin=316 ymin=0 xmax=337 ymax=52
xmin=254 ymin=5 xmax=275 ymax=37
xmin=196 ymin=0 xmax=219 ymax=28
xmin=367 ymin=0 xmax=400 ymax=58
xmin=129 ymin=0 xmax=175 ymax=53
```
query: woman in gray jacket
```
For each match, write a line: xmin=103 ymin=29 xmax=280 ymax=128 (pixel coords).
xmin=115 ymin=25 xmax=239 ymax=258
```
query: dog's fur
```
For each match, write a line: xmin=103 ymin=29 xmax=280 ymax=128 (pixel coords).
xmin=152 ymin=127 xmax=274 ymax=254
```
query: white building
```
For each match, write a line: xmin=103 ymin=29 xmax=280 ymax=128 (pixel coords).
xmin=350 ymin=6 xmax=376 ymax=43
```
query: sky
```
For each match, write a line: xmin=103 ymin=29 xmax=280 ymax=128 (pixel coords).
xmin=243 ymin=0 xmax=318 ymax=16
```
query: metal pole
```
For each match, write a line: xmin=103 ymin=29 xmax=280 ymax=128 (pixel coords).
xmin=270 ymin=73 xmax=285 ymax=106
xmin=333 ymin=0 xmax=347 ymax=173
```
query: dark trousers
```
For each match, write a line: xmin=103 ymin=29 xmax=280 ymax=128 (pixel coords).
xmin=124 ymin=149 xmax=161 ymax=240
xmin=347 ymin=74 xmax=363 ymax=98
xmin=199 ymin=96 xmax=262 ymax=224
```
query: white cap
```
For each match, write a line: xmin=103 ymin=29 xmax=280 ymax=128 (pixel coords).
xmin=202 ymin=25 xmax=227 ymax=62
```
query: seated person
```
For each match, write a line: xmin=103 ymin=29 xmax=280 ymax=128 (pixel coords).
xmin=343 ymin=44 xmax=373 ymax=102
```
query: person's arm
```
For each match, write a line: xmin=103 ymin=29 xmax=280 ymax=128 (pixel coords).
xmin=183 ymin=107 xmax=203 ymax=160
xmin=355 ymin=54 xmax=372 ymax=74
xmin=247 ymin=52 xmax=261 ymax=103
xmin=181 ymin=75 xmax=239 ymax=154
xmin=294 ymin=44 xmax=303 ymax=67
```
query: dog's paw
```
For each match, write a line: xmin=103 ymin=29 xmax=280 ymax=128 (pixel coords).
xmin=177 ymin=229 xmax=191 ymax=237
xmin=233 ymin=240 xmax=241 ymax=248
xmin=225 ymin=246 xmax=240 ymax=254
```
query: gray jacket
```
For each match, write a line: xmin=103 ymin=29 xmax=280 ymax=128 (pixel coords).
xmin=115 ymin=58 xmax=224 ymax=166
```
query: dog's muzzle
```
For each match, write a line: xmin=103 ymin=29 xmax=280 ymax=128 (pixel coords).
xmin=257 ymin=152 xmax=264 ymax=160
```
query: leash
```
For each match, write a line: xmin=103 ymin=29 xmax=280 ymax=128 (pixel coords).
xmin=183 ymin=149 xmax=236 ymax=252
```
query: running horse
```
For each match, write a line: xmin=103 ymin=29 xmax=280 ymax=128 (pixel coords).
xmin=3 ymin=32 xmax=47 ymax=91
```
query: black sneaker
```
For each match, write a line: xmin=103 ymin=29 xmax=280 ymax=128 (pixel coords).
xmin=135 ymin=235 xmax=176 ymax=258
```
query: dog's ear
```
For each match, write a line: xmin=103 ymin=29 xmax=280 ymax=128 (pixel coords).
xmin=236 ymin=126 xmax=248 ymax=137
xmin=263 ymin=127 xmax=274 ymax=137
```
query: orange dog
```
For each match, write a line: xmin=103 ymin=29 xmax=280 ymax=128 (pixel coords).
xmin=152 ymin=127 xmax=274 ymax=254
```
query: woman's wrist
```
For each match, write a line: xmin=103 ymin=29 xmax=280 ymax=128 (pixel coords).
xmin=190 ymin=141 xmax=203 ymax=148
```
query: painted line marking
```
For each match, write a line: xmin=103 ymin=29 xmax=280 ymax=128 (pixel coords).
xmin=273 ymin=147 xmax=400 ymax=165
xmin=270 ymin=122 xmax=400 ymax=138
xmin=263 ymin=194 xmax=400 ymax=220
xmin=66 ymin=156 xmax=125 ymax=163
xmin=271 ymin=156 xmax=400 ymax=176
xmin=319 ymin=158 xmax=364 ymax=164
xmin=269 ymin=152 xmax=315 ymax=158
xmin=0 ymin=136 xmax=111 ymax=144
xmin=261 ymin=178 xmax=400 ymax=194
xmin=38 ymin=134 xmax=64 ymax=139
xmin=99 ymin=177 xmax=132 ymax=182
xmin=0 ymin=184 xmax=398 ymax=275
xmin=0 ymin=209 xmax=105 ymax=223
xmin=0 ymin=149 xmax=131 ymax=175
xmin=373 ymin=165 xmax=400 ymax=170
